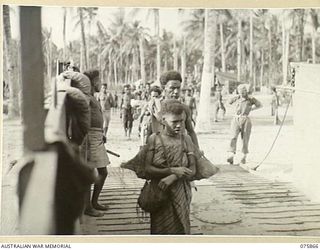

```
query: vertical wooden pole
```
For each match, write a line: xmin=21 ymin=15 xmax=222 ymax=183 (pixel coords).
xmin=20 ymin=6 xmax=45 ymax=151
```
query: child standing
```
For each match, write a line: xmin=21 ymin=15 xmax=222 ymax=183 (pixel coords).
xmin=145 ymin=100 xmax=196 ymax=234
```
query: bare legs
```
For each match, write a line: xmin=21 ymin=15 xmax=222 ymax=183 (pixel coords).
xmin=92 ymin=167 xmax=109 ymax=210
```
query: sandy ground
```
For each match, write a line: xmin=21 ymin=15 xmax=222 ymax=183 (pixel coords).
xmin=1 ymin=93 xmax=295 ymax=234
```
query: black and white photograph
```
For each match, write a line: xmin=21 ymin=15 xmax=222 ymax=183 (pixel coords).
xmin=2 ymin=3 xmax=320 ymax=237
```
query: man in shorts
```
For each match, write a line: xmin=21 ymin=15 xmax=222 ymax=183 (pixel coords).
xmin=97 ymin=83 xmax=114 ymax=138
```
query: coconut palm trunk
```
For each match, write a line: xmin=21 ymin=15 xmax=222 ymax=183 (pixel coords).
xmin=237 ymin=19 xmax=242 ymax=82
xmin=3 ymin=5 xmax=20 ymax=118
xmin=310 ymin=9 xmax=319 ymax=63
xmin=294 ymin=9 xmax=305 ymax=61
xmin=63 ymin=7 xmax=67 ymax=61
xmin=268 ymin=25 xmax=272 ymax=88
xmin=282 ymin=18 xmax=286 ymax=84
xmin=173 ymin=34 xmax=178 ymax=70
xmin=79 ymin=8 xmax=88 ymax=71
xmin=154 ymin=9 xmax=161 ymax=80
xmin=195 ymin=9 xmax=217 ymax=132
xmin=139 ymin=37 xmax=146 ymax=84
xmin=283 ymin=31 xmax=290 ymax=85
xmin=108 ymin=51 xmax=113 ymax=84
xmin=181 ymin=36 xmax=186 ymax=87
xmin=132 ymin=49 xmax=139 ymax=82
xmin=114 ymin=61 xmax=118 ymax=86
xmin=220 ymin=23 xmax=226 ymax=72
xmin=260 ymin=49 xmax=264 ymax=88
xmin=249 ymin=12 xmax=253 ymax=85
xmin=312 ymin=29 xmax=317 ymax=63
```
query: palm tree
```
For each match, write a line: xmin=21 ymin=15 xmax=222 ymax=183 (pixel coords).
xmin=62 ymin=7 xmax=67 ymax=61
xmin=74 ymin=7 xmax=98 ymax=71
xmin=249 ymin=10 xmax=254 ymax=84
xmin=84 ymin=7 xmax=98 ymax=68
xmin=161 ymin=30 xmax=174 ymax=72
xmin=3 ymin=5 xmax=19 ymax=118
xmin=216 ymin=10 xmax=232 ymax=72
xmin=310 ymin=9 xmax=319 ymax=63
xmin=124 ymin=20 xmax=150 ymax=84
xmin=237 ymin=18 xmax=242 ymax=82
xmin=281 ymin=10 xmax=294 ymax=85
xmin=195 ymin=9 xmax=217 ymax=132
xmin=154 ymin=9 xmax=161 ymax=81
xmin=293 ymin=9 xmax=306 ymax=62
xmin=42 ymin=28 xmax=53 ymax=81
xmin=77 ymin=7 xmax=88 ymax=71
xmin=96 ymin=20 xmax=110 ymax=82
xmin=109 ymin=8 xmax=130 ymax=84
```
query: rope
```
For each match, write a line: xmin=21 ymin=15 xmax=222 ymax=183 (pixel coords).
xmin=252 ymin=94 xmax=293 ymax=171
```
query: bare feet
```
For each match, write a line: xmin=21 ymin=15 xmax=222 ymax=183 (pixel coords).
xmin=227 ymin=156 xmax=234 ymax=165
xmin=84 ymin=208 xmax=104 ymax=217
xmin=92 ymin=203 xmax=109 ymax=211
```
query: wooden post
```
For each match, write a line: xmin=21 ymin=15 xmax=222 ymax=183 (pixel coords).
xmin=20 ymin=6 xmax=45 ymax=151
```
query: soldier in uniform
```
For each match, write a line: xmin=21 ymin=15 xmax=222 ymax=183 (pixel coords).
xmin=227 ymin=84 xmax=262 ymax=165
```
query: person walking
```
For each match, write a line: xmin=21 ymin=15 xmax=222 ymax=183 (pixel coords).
xmin=213 ymin=85 xmax=226 ymax=122
xmin=120 ymin=84 xmax=134 ymax=138
xmin=271 ymin=86 xmax=280 ymax=125
xmin=152 ymin=70 xmax=199 ymax=148
xmin=83 ymin=70 xmax=110 ymax=217
xmin=138 ymin=85 xmax=162 ymax=145
xmin=97 ymin=83 xmax=114 ymax=138
xmin=227 ymin=84 xmax=262 ymax=165
xmin=184 ymin=87 xmax=197 ymax=124
xmin=145 ymin=100 xmax=196 ymax=234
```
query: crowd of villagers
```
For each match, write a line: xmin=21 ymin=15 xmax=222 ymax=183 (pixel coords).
xmin=59 ymin=62 xmax=261 ymax=235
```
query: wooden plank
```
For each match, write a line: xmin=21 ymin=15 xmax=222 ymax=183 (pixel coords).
xmin=259 ymin=218 xmax=320 ymax=226
xmin=99 ymin=195 xmax=138 ymax=200
xmin=220 ymin=189 xmax=298 ymax=195
xmin=97 ymin=223 xmax=150 ymax=232
xmin=20 ymin=6 xmax=45 ymax=151
xmin=99 ymin=198 xmax=138 ymax=204
xmin=97 ymin=220 xmax=150 ymax=227
xmin=243 ymin=203 xmax=320 ymax=210
xmin=19 ymin=150 xmax=58 ymax=234
xmin=102 ymin=208 xmax=141 ymax=214
xmin=266 ymin=225 xmax=320 ymax=233
xmin=233 ymin=194 xmax=305 ymax=200
xmin=212 ymin=183 xmax=293 ymax=188
xmin=240 ymin=199 xmax=309 ymax=205
xmin=100 ymin=190 xmax=140 ymax=195
xmin=96 ymin=213 xmax=149 ymax=220
xmin=252 ymin=211 xmax=320 ymax=220
xmin=245 ymin=208 xmax=320 ymax=214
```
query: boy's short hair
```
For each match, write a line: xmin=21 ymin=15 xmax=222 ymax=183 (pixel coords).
xmin=123 ymin=84 xmax=130 ymax=89
xmin=149 ymin=86 xmax=162 ymax=95
xmin=237 ymin=84 xmax=249 ymax=92
xmin=83 ymin=69 xmax=99 ymax=84
xmin=161 ymin=99 xmax=184 ymax=116
xmin=64 ymin=62 xmax=80 ymax=72
xmin=160 ymin=71 xmax=182 ymax=86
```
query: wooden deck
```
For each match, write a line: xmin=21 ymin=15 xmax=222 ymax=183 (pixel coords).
xmin=81 ymin=165 xmax=320 ymax=236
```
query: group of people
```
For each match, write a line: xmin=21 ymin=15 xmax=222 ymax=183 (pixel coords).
xmin=60 ymin=63 xmax=110 ymax=218
xmin=60 ymin=61 xmax=262 ymax=234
